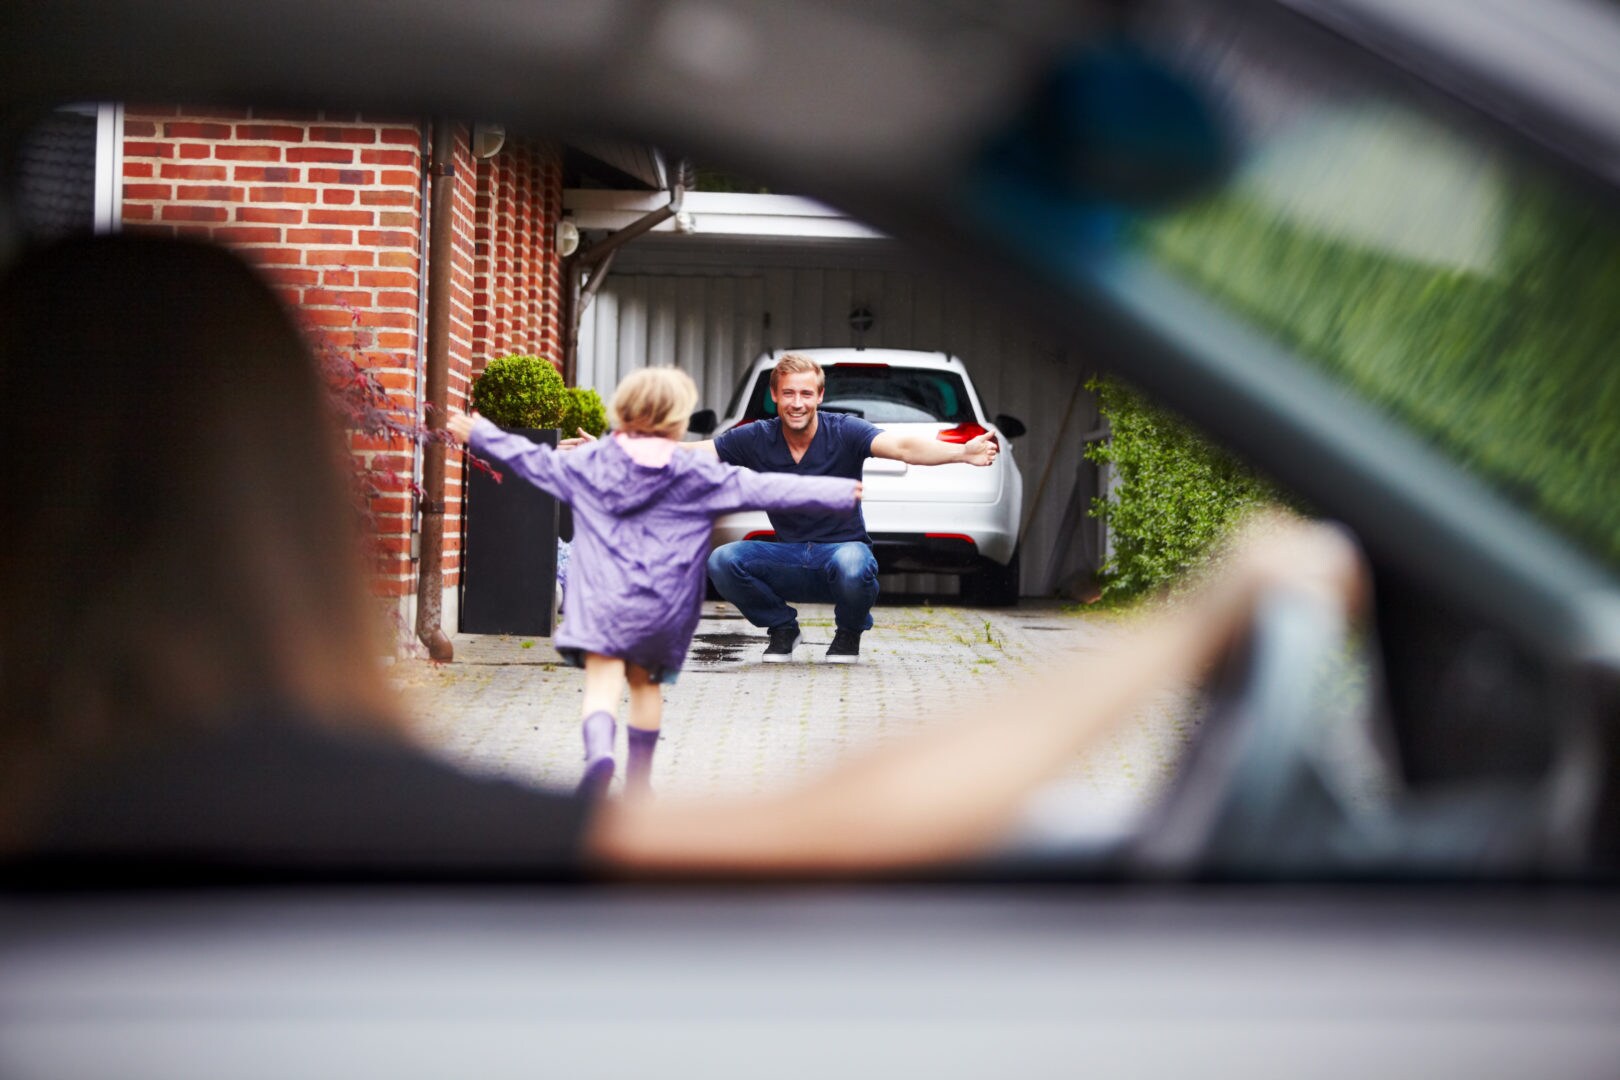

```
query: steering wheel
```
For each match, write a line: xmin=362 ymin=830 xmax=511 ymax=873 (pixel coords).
xmin=1006 ymin=573 xmax=1558 ymax=879
xmin=1126 ymin=584 xmax=1399 ymax=877
xmin=998 ymin=583 xmax=1382 ymax=875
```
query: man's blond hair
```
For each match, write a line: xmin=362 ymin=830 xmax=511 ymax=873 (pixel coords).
xmin=769 ymin=353 xmax=824 ymax=394
xmin=610 ymin=366 xmax=699 ymax=439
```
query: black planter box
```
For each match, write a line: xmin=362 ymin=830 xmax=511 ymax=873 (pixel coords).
xmin=459 ymin=427 xmax=560 ymax=636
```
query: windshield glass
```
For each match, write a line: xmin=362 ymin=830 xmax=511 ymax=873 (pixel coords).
xmin=8 ymin=1 xmax=1616 ymax=890
xmin=741 ymin=366 xmax=976 ymax=424
xmin=1133 ymin=9 xmax=1620 ymax=571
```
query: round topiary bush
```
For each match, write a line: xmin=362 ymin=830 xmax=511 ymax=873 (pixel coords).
xmin=560 ymin=386 xmax=608 ymax=437
xmin=471 ymin=354 xmax=568 ymax=429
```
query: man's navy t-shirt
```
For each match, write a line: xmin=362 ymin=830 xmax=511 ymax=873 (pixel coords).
xmin=714 ymin=412 xmax=879 ymax=544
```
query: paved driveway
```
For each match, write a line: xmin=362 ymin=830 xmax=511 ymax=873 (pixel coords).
xmin=396 ymin=601 xmax=1200 ymax=845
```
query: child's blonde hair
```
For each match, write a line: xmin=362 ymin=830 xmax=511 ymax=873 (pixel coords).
xmin=610 ymin=366 xmax=699 ymax=439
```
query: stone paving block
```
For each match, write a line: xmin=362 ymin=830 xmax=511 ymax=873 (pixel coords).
xmin=395 ymin=601 xmax=1201 ymax=840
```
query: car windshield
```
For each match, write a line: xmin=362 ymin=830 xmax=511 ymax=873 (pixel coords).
xmin=1130 ymin=8 xmax=1620 ymax=573
xmin=6 ymin=0 xmax=1619 ymax=890
xmin=741 ymin=366 xmax=976 ymax=424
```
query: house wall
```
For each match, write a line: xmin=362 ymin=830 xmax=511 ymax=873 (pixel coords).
xmin=472 ymin=143 xmax=567 ymax=368
xmin=119 ymin=108 xmax=566 ymax=623
xmin=121 ymin=106 xmax=430 ymax=599
xmin=436 ymin=126 xmax=482 ymax=608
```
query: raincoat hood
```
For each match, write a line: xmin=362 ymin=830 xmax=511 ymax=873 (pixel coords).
xmin=570 ymin=436 xmax=725 ymax=515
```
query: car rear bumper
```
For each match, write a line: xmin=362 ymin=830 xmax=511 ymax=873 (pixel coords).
xmin=712 ymin=509 xmax=1018 ymax=569
xmin=869 ymin=533 xmax=982 ymax=573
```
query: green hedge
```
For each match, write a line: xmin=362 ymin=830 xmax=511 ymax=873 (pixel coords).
xmin=1086 ymin=378 xmax=1275 ymax=602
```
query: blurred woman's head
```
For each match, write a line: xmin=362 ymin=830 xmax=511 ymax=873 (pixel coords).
xmin=0 ymin=236 xmax=397 ymax=831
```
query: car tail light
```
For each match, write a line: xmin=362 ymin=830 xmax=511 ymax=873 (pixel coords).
xmin=744 ymin=529 xmax=777 ymax=541
xmin=936 ymin=422 xmax=997 ymax=448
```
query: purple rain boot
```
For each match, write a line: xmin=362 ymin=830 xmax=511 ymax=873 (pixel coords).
xmin=625 ymin=726 xmax=659 ymax=797
xmin=578 ymin=710 xmax=616 ymax=798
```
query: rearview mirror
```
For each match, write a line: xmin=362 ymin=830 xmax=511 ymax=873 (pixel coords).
xmin=994 ymin=414 xmax=1026 ymax=439
xmin=688 ymin=408 xmax=718 ymax=435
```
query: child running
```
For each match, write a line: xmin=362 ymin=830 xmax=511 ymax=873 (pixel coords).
xmin=447 ymin=367 xmax=860 ymax=798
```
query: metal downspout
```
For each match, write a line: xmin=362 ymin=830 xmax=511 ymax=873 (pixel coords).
xmin=408 ymin=120 xmax=432 ymax=583
xmin=562 ymin=260 xmax=583 ymax=385
xmin=414 ymin=119 xmax=455 ymax=661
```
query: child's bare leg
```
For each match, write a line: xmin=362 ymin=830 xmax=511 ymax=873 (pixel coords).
xmin=625 ymin=664 xmax=663 ymax=797
xmin=625 ymin=665 xmax=662 ymax=731
xmin=578 ymin=653 xmax=626 ymax=797
xmin=581 ymin=653 xmax=627 ymax=718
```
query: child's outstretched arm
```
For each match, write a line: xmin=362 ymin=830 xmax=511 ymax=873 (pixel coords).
xmin=714 ymin=466 xmax=861 ymax=515
xmin=447 ymin=408 xmax=576 ymax=501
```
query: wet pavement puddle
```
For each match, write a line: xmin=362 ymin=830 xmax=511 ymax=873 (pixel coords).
xmin=689 ymin=631 xmax=760 ymax=664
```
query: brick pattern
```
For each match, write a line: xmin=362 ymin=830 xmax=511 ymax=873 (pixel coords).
xmin=118 ymin=111 xmax=566 ymax=608
xmin=440 ymin=126 xmax=481 ymax=589
xmin=121 ymin=106 xmax=430 ymax=596
xmin=471 ymin=139 xmax=566 ymax=372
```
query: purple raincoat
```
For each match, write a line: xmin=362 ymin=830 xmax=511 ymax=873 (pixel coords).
xmin=469 ymin=419 xmax=857 ymax=674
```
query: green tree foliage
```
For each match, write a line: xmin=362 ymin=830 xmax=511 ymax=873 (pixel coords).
xmin=1086 ymin=378 xmax=1275 ymax=602
xmin=1091 ymin=132 xmax=1620 ymax=601
xmin=560 ymin=386 xmax=608 ymax=437
xmin=1144 ymin=179 xmax=1620 ymax=567
xmin=471 ymin=354 xmax=568 ymax=430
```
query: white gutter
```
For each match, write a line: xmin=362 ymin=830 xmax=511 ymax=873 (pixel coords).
xmin=93 ymin=103 xmax=124 ymax=233
xmin=563 ymin=191 xmax=887 ymax=241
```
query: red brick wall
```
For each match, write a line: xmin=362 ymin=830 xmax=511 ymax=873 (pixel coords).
xmin=122 ymin=106 xmax=430 ymax=598
xmin=471 ymin=138 xmax=566 ymax=370
xmin=119 ymin=109 xmax=566 ymax=613
xmin=439 ymin=126 xmax=481 ymax=593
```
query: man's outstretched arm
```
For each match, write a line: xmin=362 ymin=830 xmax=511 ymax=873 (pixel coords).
xmin=870 ymin=429 xmax=998 ymax=467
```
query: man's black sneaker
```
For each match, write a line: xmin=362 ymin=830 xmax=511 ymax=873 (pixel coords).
xmin=825 ymin=628 xmax=862 ymax=664
xmin=762 ymin=623 xmax=801 ymax=663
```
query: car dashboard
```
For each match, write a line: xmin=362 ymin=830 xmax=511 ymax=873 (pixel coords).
xmin=4 ymin=884 xmax=1619 ymax=1079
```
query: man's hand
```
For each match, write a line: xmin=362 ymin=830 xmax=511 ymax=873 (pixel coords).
xmin=852 ymin=481 xmax=863 ymax=505
xmin=871 ymin=429 xmax=1000 ymax=467
xmin=446 ymin=407 xmax=477 ymax=446
xmin=558 ymin=427 xmax=598 ymax=452
xmin=962 ymin=432 xmax=999 ymax=467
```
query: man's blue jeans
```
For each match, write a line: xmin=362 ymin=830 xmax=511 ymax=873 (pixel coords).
xmin=707 ymin=540 xmax=879 ymax=632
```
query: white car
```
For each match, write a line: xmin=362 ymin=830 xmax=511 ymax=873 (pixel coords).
xmin=692 ymin=349 xmax=1026 ymax=605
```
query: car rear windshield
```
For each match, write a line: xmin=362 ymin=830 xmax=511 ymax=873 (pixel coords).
xmin=1131 ymin=5 xmax=1620 ymax=571
xmin=741 ymin=365 xmax=975 ymax=424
